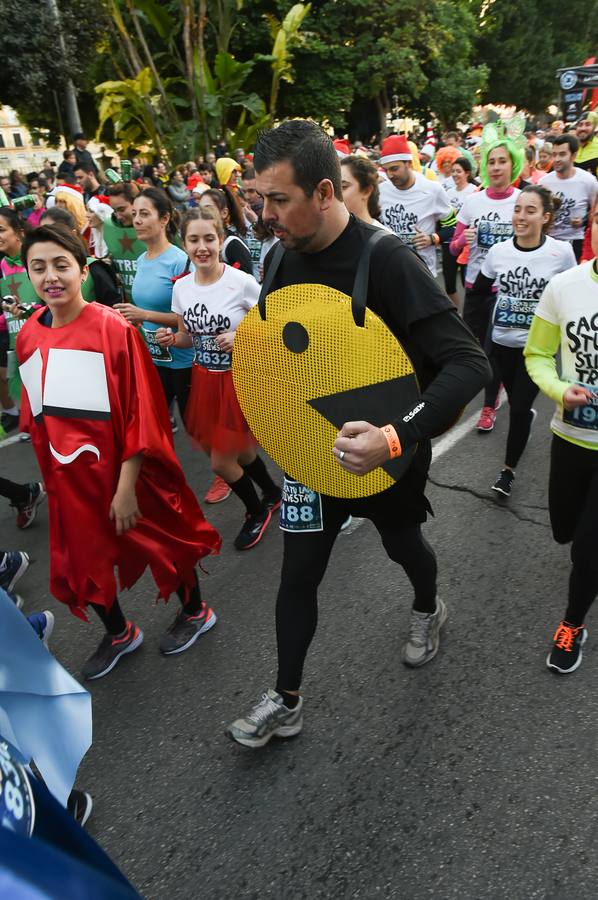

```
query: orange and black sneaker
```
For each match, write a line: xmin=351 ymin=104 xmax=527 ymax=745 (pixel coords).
xmin=81 ymin=621 xmax=144 ymax=680
xmin=547 ymin=621 xmax=588 ymax=674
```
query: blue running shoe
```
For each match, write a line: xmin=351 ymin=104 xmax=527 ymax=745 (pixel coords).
xmin=0 ymin=551 xmax=29 ymax=594
xmin=27 ymin=611 xmax=55 ymax=648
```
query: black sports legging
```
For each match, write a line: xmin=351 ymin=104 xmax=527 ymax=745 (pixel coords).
xmin=463 ymin=290 xmax=501 ymax=408
xmin=549 ymin=435 xmax=598 ymax=627
xmin=0 ymin=476 xmax=29 ymax=505
xmin=156 ymin=365 xmax=192 ymax=423
xmin=492 ymin=343 xmax=539 ymax=468
xmin=275 ymin=505 xmax=438 ymax=692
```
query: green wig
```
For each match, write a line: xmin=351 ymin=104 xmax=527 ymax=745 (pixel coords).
xmin=479 ymin=116 xmax=527 ymax=188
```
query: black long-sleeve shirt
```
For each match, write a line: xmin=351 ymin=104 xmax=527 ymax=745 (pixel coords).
xmin=264 ymin=215 xmax=491 ymax=459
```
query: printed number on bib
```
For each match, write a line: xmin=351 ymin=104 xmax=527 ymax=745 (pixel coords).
xmin=280 ymin=478 xmax=323 ymax=533
xmin=192 ymin=334 xmax=231 ymax=372
xmin=0 ymin=741 xmax=35 ymax=837
xmin=493 ymin=296 xmax=537 ymax=329
xmin=477 ymin=221 xmax=512 ymax=250
xmin=563 ymin=384 xmax=598 ymax=431
xmin=142 ymin=327 xmax=172 ymax=363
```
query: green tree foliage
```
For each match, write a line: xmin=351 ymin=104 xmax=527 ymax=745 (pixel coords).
xmin=0 ymin=0 xmax=108 ymax=144
xmin=475 ymin=0 xmax=598 ymax=112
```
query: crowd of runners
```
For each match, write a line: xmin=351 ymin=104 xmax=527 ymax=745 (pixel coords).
xmin=1 ymin=109 xmax=598 ymax=777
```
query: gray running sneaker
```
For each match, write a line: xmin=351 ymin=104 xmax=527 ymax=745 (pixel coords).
xmin=402 ymin=598 xmax=448 ymax=668
xmin=226 ymin=688 xmax=303 ymax=748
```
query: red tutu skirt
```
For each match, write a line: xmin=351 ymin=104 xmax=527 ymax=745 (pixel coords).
xmin=185 ymin=366 xmax=256 ymax=454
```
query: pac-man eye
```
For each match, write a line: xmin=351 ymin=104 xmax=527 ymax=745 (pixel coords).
xmin=282 ymin=321 xmax=309 ymax=354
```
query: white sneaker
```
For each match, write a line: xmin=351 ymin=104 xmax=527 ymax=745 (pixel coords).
xmin=402 ymin=598 xmax=448 ymax=667
xmin=226 ymin=689 xmax=303 ymax=748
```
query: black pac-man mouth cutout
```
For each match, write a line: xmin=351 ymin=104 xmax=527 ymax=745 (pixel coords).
xmin=308 ymin=375 xmax=418 ymax=481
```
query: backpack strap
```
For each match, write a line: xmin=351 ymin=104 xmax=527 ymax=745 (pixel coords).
xmin=351 ymin=229 xmax=389 ymax=327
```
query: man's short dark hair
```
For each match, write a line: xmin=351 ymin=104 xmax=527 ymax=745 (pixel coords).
xmin=73 ymin=164 xmax=95 ymax=175
xmin=106 ymin=182 xmax=140 ymax=203
xmin=241 ymin=166 xmax=256 ymax=181
xmin=73 ymin=132 xmax=86 ymax=141
xmin=553 ymin=134 xmax=579 ymax=154
xmin=254 ymin=120 xmax=342 ymax=200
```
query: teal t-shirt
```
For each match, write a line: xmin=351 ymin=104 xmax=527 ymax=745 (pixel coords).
xmin=132 ymin=245 xmax=194 ymax=369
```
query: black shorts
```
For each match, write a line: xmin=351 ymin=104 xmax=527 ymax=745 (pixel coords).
xmin=0 ymin=331 xmax=8 ymax=369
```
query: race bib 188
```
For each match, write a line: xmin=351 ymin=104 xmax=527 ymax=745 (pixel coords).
xmin=192 ymin=334 xmax=231 ymax=372
xmin=280 ymin=478 xmax=323 ymax=533
xmin=563 ymin=384 xmax=598 ymax=431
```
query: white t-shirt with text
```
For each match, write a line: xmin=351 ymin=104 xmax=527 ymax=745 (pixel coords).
xmin=541 ymin=168 xmax=598 ymax=242
xmin=457 ymin=188 xmax=520 ymax=284
xmin=379 ymin=173 xmax=453 ymax=276
xmin=482 ymin=235 xmax=576 ymax=348
xmin=172 ymin=265 xmax=259 ymax=372
xmin=534 ymin=262 xmax=598 ymax=444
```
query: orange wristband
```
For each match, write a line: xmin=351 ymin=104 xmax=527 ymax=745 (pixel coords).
xmin=381 ymin=424 xmax=402 ymax=459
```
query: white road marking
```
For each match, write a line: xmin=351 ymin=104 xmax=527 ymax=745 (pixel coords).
xmin=0 ymin=433 xmax=24 ymax=449
xmin=432 ymin=409 xmax=484 ymax=462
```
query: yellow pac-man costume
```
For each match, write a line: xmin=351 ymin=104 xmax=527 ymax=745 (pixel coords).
xmin=233 ymin=233 xmax=420 ymax=498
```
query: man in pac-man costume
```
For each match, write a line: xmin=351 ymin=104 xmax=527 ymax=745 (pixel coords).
xmin=227 ymin=121 xmax=491 ymax=748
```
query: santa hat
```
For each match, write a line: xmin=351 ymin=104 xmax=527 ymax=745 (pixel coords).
xmin=420 ymin=143 xmax=436 ymax=160
xmin=333 ymin=138 xmax=352 ymax=158
xmin=379 ymin=134 xmax=412 ymax=165
xmin=87 ymin=195 xmax=113 ymax=222
xmin=55 ymin=184 xmax=84 ymax=202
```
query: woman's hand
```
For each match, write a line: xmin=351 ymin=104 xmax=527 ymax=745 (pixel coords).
xmin=156 ymin=327 xmax=175 ymax=348
xmin=465 ymin=226 xmax=477 ymax=247
xmin=215 ymin=331 xmax=235 ymax=352
xmin=109 ymin=487 xmax=140 ymax=535
xmin=563 ymin=384 xmax=593 ymax=410
xmin=114 ymin=303 xmax=145 ymax=325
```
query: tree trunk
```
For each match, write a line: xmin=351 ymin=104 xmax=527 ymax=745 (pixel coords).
xmin=375 ymin=93 xmax=389 ymax=138
xmin=128 ymin=0 xmax=178 ymax=128
xmin=181 ymin=0 xmax=199 ymax=126
xmin=197 ymin=0 xmax=210 ymax=156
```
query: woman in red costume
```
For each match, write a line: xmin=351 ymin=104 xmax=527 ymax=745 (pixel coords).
xmin=16 ymin=224 xmax=221 ymax=680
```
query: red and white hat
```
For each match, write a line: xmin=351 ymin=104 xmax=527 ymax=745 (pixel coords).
xmin=55 ymin=183 xmax=84 ymax=202
xmin=333 ymin=138 xmax=352 ymax=158
xmin=379 ymin=134 xmax=412 ymax=165
xmin=87 ymin=195 xmax=113 ymax=222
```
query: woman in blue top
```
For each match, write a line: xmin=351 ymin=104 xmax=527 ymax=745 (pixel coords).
xmin=115 ymin=188 xmax=194 ymax=423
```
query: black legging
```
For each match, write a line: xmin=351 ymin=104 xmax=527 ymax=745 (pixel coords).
xmin=463 ymin=290 xmax=501 ymax=408
xmin=156 ymin=365 xmax=192 ymax=423
xmin=0 ymin=476 xmax=29 ymax=505
xmin=90 ymin=570 xmax=203 ymax=634
xmin=549 ymin=435 xmax=598 ymax=626
xmin=492 ymin=343 xmax=539 ymax=468
xmin=275 ymin=501 xmax=438 ymax=692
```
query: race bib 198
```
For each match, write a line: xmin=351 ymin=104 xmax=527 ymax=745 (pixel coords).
xmin=493 ymin=295 xmax=537 ymax=329
xmin=192 ymin=334 xmax=231 ymax=372
xmin=142 ymin=327 xmax=172 ymax=363
xmin=280 ymin=478 xmax=323 ymax=533
xmin=563 ymin=384 xmax=598 ymax=431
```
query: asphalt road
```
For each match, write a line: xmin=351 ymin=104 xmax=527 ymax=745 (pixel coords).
xmin=2 ymin=391 xmax=595 ymax=900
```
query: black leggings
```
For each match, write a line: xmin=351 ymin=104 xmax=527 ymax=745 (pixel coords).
xmin=549 ymin=436 xmax=598 ymax=626
xmin=0 ymin=476 xmax=29 ymax=505
xmin=463 ymin=290 xmax=501 ymax=408
xmin=492 ymin=344 xmax=539 ymax=468
xmin=90 ymin=570 xmax=203 ymax=634
xmin=156 ymin=365 xmax=192 ymax=422
xmin=275 ymin=503 xmax=438 ymax=692
xmin=441 ymin=244 xmax=463 ymax=296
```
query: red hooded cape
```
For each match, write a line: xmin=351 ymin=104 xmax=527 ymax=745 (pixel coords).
xmin=17 ymin=302 xmax=221 ymax=619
